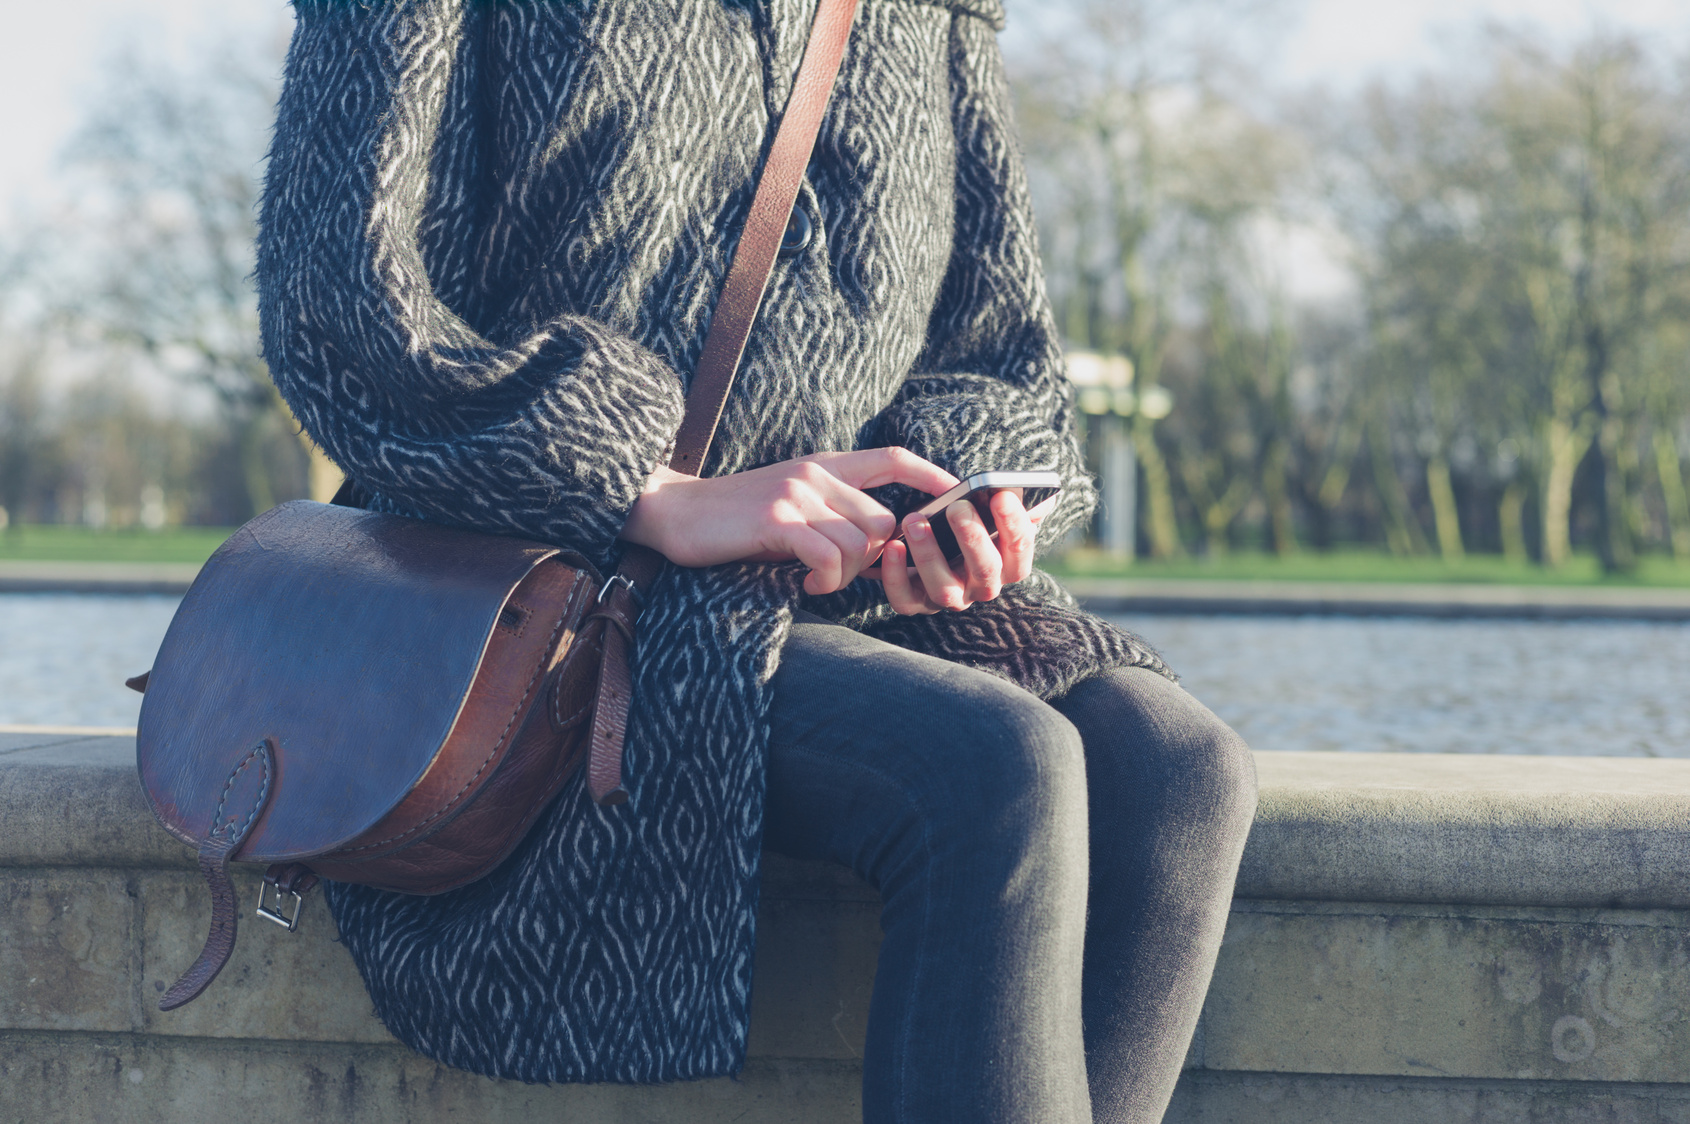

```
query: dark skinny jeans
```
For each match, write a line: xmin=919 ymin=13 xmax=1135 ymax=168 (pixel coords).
xmin=763 ymin=615 xmax=1257 ymax=1124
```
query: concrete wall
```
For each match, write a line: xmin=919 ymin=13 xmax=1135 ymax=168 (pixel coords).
xmin=2 ymin=729 xmax=1688 ymax=1122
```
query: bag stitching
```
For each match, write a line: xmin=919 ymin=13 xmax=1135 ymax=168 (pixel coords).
xmin=334 ymin=576 xmax=577 ymax=854
xmin=552 ymin=625 xmax=600 ymax=729
xmin=211 ymin=742 xmax=271 ymax=840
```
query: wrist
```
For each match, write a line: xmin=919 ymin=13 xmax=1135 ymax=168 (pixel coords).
xmin=618 ymin=466 xmax=690 ymax=552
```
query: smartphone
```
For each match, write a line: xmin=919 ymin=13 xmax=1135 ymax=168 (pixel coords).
xmin=885 ymin=471 xmax=1062 ymax=563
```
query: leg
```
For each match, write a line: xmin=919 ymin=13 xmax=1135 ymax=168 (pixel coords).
xmin=1050 ymin=667 xmax=1258 ymax=1124
xmin=764 ymin=616 xmax=1093 ymax=1124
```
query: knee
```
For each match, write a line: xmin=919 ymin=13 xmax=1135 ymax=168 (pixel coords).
xmin=921 ymin=685 xmax=1090 ymax=886
xmin=1174 ymin=714 xmax=1257 ymax=844
xmin=1078 ymin=670 xmax=1258 ymax=844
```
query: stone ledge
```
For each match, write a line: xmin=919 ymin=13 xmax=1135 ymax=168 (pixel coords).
xmin=6 ymin=736 xmax=1690 ymax=1120
xmin=9 ymin=733 xmax=1690 ymax=910
xmin=1200 ymin=900 xmax=1690 ymax=1084
xmin=1247 ymin=751 xmax=1690 ymax=909
xmin=1168 ymin=1070 xmax=1690 ymax=1123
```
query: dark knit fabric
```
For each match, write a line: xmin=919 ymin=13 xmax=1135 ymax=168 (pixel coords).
xmin=258 ymin=0 xmax=1170 ymax=1084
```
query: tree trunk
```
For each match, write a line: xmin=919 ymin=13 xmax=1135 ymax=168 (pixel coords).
xmin=240 ymin=413 xmax=276 ymax=519
xmin=1595 ymin=416 xmax=1636 ymax=574
xmin=303 ymin=439 xmax=344 ymax=503
xmin=275 ymin=393 xmax=343 ymax=503
xmin=1263 ymin=437 xmax=1298 ymax=556
xmin=1655 ymin=429 xmax=1690 ymax=560
xmin=1540 ymin=416 xmax=1591 ymax=568
xmin=1368 ymin=419 xmax=1429 ymax=556
xmin=1425 ymin=455 xmax=1464 ymax=563
xmin=1312 ymin=417 xmax=1362 ymax=551
xmin=1499 ymin=480 xmax=1529 ymax=565
xmin=1133 ymin=414 xmax=1183 ymax=559
xmin=1197 ymin=477 xmax=1250 ymax=557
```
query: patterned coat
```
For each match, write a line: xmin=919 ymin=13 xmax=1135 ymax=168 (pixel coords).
xmin=257 ymin=0 xmax=1168 ymax=1085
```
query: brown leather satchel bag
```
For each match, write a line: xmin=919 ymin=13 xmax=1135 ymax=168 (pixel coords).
xmin=133 ymin=0 xmax=860 ymax=1012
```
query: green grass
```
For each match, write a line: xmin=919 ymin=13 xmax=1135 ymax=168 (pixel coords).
xmin=1046 ymin=546 xmax=1690 ymax=588
xmin=5 ymin=525 xmax=1690 ymax=587
xmin=0 ymin=525 xmax=235 ymax=565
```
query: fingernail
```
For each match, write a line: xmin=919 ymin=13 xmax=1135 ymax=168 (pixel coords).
xmin=907 ymin=520 xmax=930 ymax=540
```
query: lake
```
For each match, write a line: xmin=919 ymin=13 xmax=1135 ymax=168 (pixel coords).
xmin=1 ymin=593 xmax=1685 ymax=757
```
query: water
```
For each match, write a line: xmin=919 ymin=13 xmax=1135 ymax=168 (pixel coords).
xmin=1 ymin=594 xmax=1685 ymax=756
xmin=0 ymin=595 xmax=181 ymax=729
xmin=1112 ymin=613 xmax=1690 ymax=758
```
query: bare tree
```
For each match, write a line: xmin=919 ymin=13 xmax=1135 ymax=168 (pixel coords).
xmin=55 ymin=37 xmax=337 ymax=516
xmin=1011 ymin=0 xmax=1297 ymax=558
xmin=1334 ymin=31 xmax=1690 ymax=571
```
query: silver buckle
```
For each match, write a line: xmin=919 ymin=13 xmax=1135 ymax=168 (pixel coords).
xmin=598 ymin=574 xmax=637 ymax=604
xmin=256 ymin=880 xmax=305 ymax=932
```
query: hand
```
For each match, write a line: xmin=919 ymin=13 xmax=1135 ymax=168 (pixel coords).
xmin=618 ymin=448 xmax=959 ymax=596
xmin=874 ymin=488 xmax=1045 ymax=616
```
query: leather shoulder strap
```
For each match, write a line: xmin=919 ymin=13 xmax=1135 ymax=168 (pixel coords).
xmin=667 ymin=0 xmax=861 ymax=477
xmin=583 ymin=0 xmax=860 ymax=805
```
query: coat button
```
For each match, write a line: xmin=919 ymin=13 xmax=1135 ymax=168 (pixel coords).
xmin=779 ymin=205 xmax=813 ymax=259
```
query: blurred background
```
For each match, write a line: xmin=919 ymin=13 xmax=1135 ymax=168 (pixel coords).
xmin=3 ymin=0 xmax=1690 ymax=577
xmin=1 ymin=0 xmax=1687 ymax=752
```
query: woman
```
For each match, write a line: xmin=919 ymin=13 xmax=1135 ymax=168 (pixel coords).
xmin=257 ymin=1 xmax=1256 ymax=1121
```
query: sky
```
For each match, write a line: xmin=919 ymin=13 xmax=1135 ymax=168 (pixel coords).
xmin=1268 ymin=0 xmax=1690 ymax=90
xmin=2 ymin=0 xmax=1688 ymax=228
xmin=1 ymin=0 xmax=286 ymax=221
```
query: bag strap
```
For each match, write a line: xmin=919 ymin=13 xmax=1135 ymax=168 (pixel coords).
xmin=582 ymin=0 xmax=862 ymax=804
xmin=669 ymin=0 xmax=862 ymax=476
xmin=341 ymin=3 xmax=861 ymax=805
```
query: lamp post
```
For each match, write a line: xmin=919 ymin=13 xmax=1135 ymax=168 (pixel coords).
xmin=1067 ymin=351 xmax=1172 ymax=562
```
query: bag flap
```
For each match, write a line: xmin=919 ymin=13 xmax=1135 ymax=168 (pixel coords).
xmin=137 ymin=500 xmax=561 ymax=860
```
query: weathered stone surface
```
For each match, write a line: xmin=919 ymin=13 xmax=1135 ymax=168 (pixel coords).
xmin=0 ymin=1031 xmax=860 ymax=1123
xmin=11 ymin=741 xmax=1690 ymax=910
xmin=1167 ymin=1070 xmax=1690 ymax=1123
xmin=132 ymin=863 xmax=886 ymax=1056
xmin=7 ymin=742 xmax=1690 ymax=1120
xmin=1203 ymin=901 xmax=1690 ymax=1084
xmin=138 ymin=870 xmax=395 ymax=1044
xmin=746 ymin=896 xmax=879 ymax=1060
xmin=0 ymin=731 xmax=121 ymax=754
xmin=0 ymin=873 xmax=135 ymax=1033
xmin=1245 ymin=753 xmax=1690 ymax=909
xmin=0 ymin=736 xmax=190 ymax=870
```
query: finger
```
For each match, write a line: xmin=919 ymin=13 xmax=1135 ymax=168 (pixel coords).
xmin=789 ymin=461 xmax=899 ymax=569
xmin=815 ymin=482 xmax=898 ymax=567
xmin=945 ymin=499 xmax=1002 ymax=602
xmin=815 ymin=447 xmax=960 ymax=498
xmin=878 ymin=540 xmax=938 ymax=615
xmin=990 ymin=489 xmax=1036 ymax=585
xmin=802 ymin=507 xmax=874 ymax=588
xmin=777 ymin=523 xmax=848 ymax=596
xmin=1025 ymin=488 xmax=1060 ymax=524
xmin=903 ymin=514 xmax=971 ymax=611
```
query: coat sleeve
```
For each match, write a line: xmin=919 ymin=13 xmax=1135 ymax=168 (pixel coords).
xmin=867 ymin=12 xmax=1095 ymax=549
xmin=257 ymin=0 xmax=686 ymax=572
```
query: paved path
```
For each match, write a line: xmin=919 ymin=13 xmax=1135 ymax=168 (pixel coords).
xmin=5 ymin=559 xmax=1690 ymax=619
xmin=0 ymin=560 xmax=202 ymax=594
